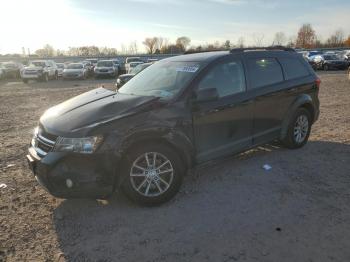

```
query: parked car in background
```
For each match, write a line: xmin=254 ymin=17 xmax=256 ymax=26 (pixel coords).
xmin=116 ymin=62 xmax=153 ymax=88
xmin=94 ymin=60 xmax=118 ymax=78
xmin=21 ymin=60 xmax=58 ymax=83
xmin=86 ymin=59 xmax=98 ymax=66
xmin=125 ymin=57 xmax=143 ymax=73
xmin=0 ymin=66 xmax=4 ymax=80
xmin=63 ymin=63 xmax=88 ymax=80
xmin=128 ymin=61 xmax=144 ymax=73
xmin=56 ymin=63 xmax=65 ymax=77
xmin=27 ymin=47 xmax=320 ymax=206
xmin=1 ymin=61 xmax=23 ymax=79
xmin=112 ymin=59 xmax=121 ymax=71
xmin=82 ymin=61 xmax=94 ymax=77
xmin=309 ymin=54 xmax=348 ymax=70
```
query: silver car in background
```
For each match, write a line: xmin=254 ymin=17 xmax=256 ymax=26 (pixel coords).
xmin=127 ymin=61 xmax=144 ymax=73
xmin=63 ymin=63 xmax=88 ymax=80
xmin=94 ymin=60 xmax=118 ymax=78
xmin=56 ymin=63 xmax=65 ymax=77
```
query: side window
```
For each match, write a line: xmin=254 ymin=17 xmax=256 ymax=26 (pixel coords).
xmin=279 ymin=57 xmax=310 ymax=80
xmin=198 ymin=60 xmax=246 ymax=98
xmin=247 ymin=58 xmax=283 ymax=89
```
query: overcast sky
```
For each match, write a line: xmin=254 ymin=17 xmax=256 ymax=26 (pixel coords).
xmin=1 ymin=0 xmax=349 ymax=54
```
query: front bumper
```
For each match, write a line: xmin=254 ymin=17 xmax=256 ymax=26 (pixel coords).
xmin=26 ymin=146 xmax=116 ymax=199
xmin=94 ymin=71 xmax=115 ymax=77
xmin=22 ymin=74 xmax=41 ymax=79
xmin=63 ymin=74 xmax=84 ymax=79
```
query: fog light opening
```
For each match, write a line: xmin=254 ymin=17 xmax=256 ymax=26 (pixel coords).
xmin=66 ymin=179 xmax=73 ymax=188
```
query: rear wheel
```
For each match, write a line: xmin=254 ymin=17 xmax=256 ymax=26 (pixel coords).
xmin=23 ymin=79 xmax=28 ymax=83
xmin=121 ymin=143 xmax=184 ymax=206
xmin=282 ymin=108 xmax=311 ymax=149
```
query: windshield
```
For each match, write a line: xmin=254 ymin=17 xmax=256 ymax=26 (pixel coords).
xmin=31 ymin=61 xmax=46 ymax=67
xmin=97 ymin=61 xmax=113 ymax=67
xmin=119 ymin=61 xmax=201 ymax=99
xmin=67 ymin=64 xmax=83 ymax=69
xmin=126 ymin=58 xmax=142 ymax=63
xmin=130 ymin=64 xmax=149 ymax=74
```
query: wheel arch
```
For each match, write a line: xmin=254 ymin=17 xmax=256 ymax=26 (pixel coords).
xmin=113 ymin=129 xmax=195 ymax=188
xmin=280 ymin=94 xmax=315 ymax=140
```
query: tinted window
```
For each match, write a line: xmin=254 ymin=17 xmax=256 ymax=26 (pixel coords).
xmin=279 ymin=57 xmax=310 ymax=80
xmin=247 ymin=58 xmax=283 ymax=89
xmin=198 ymin=60 xmax=246 ymax=98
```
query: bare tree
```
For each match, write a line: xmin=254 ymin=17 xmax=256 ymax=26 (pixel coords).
xmin=272 ymin=32 xmax=287 ymax=46
xmin=223 ymin=40 xmax=232 ymax=50
xmin=252 ymin=33 xmax=265 ymax=47
xmin=35 ymin=44 xmax=55 ymax=57
xmin=143 ymin=37 xmax=158 ymax=54
xmin=129 ymin=41 xmax=138 ymax=55
xmin=326 ymin=29 xmax=345 ymax=47
xmin=237 ymin=37 xmax=245 ymax=48
xmin=296 ymin=24 xmax=316 ymax=48
xmin=176 ymin=36 xmax=191 ymax=51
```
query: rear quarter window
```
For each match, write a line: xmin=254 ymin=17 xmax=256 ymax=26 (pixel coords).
xmin=279 ymin=57 xmax=310 ymax=80
xmin=247 ymin=58 xmax=283 ymax=89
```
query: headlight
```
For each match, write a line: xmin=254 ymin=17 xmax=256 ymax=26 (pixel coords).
xmin=54 ymin=136 xmax=103 ymax=154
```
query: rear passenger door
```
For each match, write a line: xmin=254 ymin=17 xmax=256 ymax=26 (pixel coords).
xmin=245 ymin=56 xmax=288 ymax=144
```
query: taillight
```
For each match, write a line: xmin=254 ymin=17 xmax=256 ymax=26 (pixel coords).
xmin=315 ymin=78 xmax=321 ymax=88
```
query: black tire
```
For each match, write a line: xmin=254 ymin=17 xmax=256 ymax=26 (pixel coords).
xmin=323 ymin=64 xmax=329 ymax=71
xmin=121 ymin=143 xmax=184 ymax=206
xmin=23 ymin=79 xmax=28 ymax=83
xmin=282 ymin=108 xmax=311 ymax=149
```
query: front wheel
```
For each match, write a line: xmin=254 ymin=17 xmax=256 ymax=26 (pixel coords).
xmin=282 ymin=108 xmax=311 ymax=149
xmin=121 ymin=143 xmax=184 ymax=206
xmin=323 ymin=64 xmax=329 ymax=71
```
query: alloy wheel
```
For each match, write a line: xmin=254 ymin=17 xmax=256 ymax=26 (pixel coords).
xmin=130 ymin=152 xmax=174 ymax=197
xmin=294 ymin=114 xmax=309 ymax=143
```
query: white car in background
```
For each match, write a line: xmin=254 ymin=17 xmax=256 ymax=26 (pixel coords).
xmin=21 ymin=60 xmax=58 ymax=83
xmin=124 ymin=57 xmax=143 ymax=73
xmin=63 ymin=63 xmax=88 ymax=80
xmin=128 ymin=61 xmax=144 ymax=73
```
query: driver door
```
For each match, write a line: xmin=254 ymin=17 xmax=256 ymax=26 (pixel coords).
xmin=192 ymin=58 xmax=254 ymax=163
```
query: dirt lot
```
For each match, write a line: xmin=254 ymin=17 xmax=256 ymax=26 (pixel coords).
xmin=0 ymin=73 xmax=349 ymax=262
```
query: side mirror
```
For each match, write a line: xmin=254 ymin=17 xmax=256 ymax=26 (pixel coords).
xmin=194 ymin=88 xmax=219 ymax=103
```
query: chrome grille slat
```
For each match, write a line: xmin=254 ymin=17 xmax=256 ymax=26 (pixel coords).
xmin=32 ymin=128 xmax=58 ymax=157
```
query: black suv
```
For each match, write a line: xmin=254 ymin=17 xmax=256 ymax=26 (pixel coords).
xmin=27 ymin=47 xmax=320 ymax=206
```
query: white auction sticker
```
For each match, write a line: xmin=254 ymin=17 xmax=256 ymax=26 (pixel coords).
xmin=176 ymin=66 xmax=199 ymax=73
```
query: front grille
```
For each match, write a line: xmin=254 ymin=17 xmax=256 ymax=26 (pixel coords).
xmin=33 ymin=128 xmax=58 ymax=157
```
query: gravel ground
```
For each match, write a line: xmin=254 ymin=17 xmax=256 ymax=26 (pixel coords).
xmin=0 ymin=73 xmax=349 ymax=262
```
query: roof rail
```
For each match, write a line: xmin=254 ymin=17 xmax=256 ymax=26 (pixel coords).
xmin=184 ymin=49 xmax=226 ymax=55
xmin=230 ymin=46 xmax=296 ymax=54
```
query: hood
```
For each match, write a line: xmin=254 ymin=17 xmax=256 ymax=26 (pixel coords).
xmin=25 ymin=66 xmax=43 ymax=71
xmin=40 ymin=87 xmax=159 ymax=136
xmin=64 ymin=68 xmax=84 ymax=73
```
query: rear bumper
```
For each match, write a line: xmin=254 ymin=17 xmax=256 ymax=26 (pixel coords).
xmin=26 ymin=146 xmax=116 ymax=199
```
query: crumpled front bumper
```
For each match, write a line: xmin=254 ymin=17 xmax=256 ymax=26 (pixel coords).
xmin=26 ymin=146 xmax=116 ymax=199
